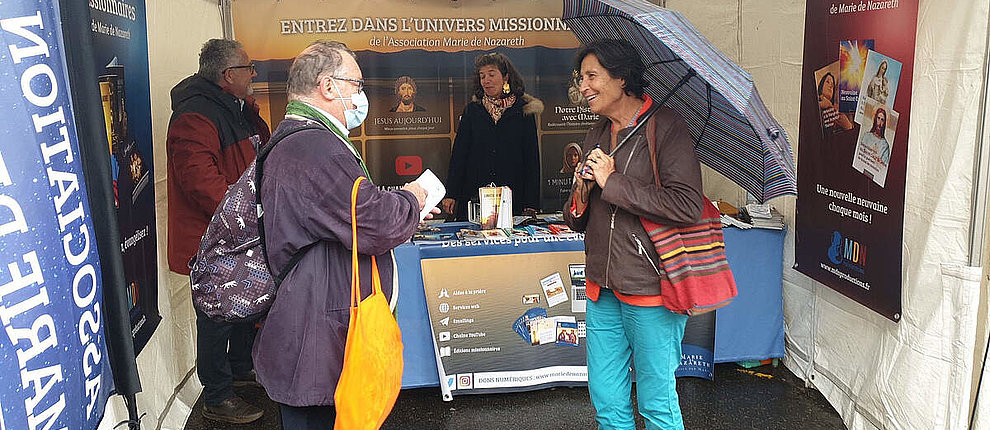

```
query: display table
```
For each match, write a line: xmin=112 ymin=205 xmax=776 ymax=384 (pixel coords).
xmin=395 ymin=224 xmax=785 ymax=388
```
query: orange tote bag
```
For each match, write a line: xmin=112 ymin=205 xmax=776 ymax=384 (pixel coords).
xmin=333 ymin=176 xmax=404 ymax=429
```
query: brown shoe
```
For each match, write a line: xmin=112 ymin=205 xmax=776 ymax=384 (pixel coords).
xmin=202 ymin=396 xmax=263 ymax=424
xmin=232 ymin=370 xmax=263 ymax=388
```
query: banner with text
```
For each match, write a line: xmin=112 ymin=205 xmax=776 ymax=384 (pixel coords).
xmin=88 ymin=0 xmax=160 ymax=351
xmin=0 ymin=1 xmax=114 ymax=428
xmin=795 ymin=0 xmax=918 ymax=321
xmin=417 ymin=239 xmax=713 ymax=399
xmin=232 ymin=0 xmax=596 ymax=211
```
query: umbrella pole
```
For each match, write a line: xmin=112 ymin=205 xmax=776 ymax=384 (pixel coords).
xmin=608 ymin=69 xmax=697 ymax=156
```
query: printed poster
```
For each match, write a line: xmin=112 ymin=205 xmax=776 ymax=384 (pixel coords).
xmin=795 ymin=0 xmax=920 ymax=321
xmin=231 ymin=0 xmax=602 ymax=195
xmin=89 ymin=0 xmax=160 ymax=352
xmin=418 ymin=244 xmax=715 ymax=399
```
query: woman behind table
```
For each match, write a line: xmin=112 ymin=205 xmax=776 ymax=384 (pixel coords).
xmin=563 ymin=39 xmax=703 ymax=430
xmin=441 ymin=52 xmax=542 ymax=220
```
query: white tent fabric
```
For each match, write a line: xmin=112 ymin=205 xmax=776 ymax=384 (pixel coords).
xmin=668 ymin=0 xmax=989 ymax=428
xmin=96 ymin=0 xmax=990 ymax=429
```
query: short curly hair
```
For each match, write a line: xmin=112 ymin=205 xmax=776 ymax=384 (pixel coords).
xmin=574 ymin=39 xmax=648 ymax=98
xmin=287 ymin=40 xmax=356 ymax=99
xmin=197 ymin=39 xmax=243 ymax=83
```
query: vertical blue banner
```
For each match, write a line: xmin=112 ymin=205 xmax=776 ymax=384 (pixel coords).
xmin=0 ymin=1 xmax=113 ymax=429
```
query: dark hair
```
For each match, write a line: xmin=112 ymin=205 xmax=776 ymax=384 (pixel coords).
xmin=869 ymin=107 xmax=887 ymax=136
xmin=817 ymin=72 xmax=836 ymax=103
xmin=574 ymin=39 xmax=647 ymax=98
xmin=394 ymin=75 xmax=417 ymax=94
xmin=472 ymin=52 xmax=525 ymax=99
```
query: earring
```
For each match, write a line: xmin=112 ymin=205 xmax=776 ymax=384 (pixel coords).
xmin=502 ymin=82 xmax=510 ymax=95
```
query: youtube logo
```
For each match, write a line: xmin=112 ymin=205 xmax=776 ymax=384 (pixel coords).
xmin=395 ymin=155 xmax=423 ymax=176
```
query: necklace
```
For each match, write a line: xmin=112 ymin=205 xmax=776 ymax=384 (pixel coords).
xmin=627 ymin=100 xmax=645 ymax=127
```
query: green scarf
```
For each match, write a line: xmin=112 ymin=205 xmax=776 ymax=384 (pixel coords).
xmin=284 ymin=100 xmax=370 ymax=178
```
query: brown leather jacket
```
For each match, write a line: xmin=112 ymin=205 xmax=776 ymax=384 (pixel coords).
xmin=563 ymin=106 xmax=703 ymax=296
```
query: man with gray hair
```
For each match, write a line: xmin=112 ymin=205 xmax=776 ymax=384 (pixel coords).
xmin=166 ymin=38 xmax=268 ymax=424
xmin=252 ymin=40 xmax=437 ymax=428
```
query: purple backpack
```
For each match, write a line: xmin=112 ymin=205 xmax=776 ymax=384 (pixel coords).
xmin=189 ymin=123 xmax=321 ymax=322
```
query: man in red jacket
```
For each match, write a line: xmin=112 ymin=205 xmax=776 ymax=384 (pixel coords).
xmin=166 ymin=38 xmax=270 ymax=424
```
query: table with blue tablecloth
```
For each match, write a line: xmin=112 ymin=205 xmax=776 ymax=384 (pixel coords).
xmin=395 ymin=224 xmax=785 ymax=388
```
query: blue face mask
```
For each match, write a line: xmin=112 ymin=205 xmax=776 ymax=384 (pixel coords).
xmin=333 ymin=79 xmax=369 ymax=130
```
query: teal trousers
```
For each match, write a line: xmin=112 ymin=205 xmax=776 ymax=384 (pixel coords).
xmin=586 ymin=289 xmax=689 ymax=430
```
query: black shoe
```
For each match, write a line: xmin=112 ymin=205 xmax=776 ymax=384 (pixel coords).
xmin=232 ymin=370 xmax=263 ymax=388
xmin=202 ymin=396 xmax=264 ymax=424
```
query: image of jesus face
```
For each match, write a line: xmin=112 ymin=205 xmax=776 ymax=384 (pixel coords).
xmin=398 ymin=82 xmax=415 ymax=105
xmin=874 ymin=109 xmax=886 ymax=131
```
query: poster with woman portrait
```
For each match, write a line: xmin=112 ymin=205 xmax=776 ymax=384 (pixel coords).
xmin=540 ymin=133 xmax=587 ymax=212
xmin=814 ymin=60 xmax=853 ymax=136
xmin=852 ymin=99 xmax=899 ymax=187
xmin=854 ymin=51 xmax=902 ymax=124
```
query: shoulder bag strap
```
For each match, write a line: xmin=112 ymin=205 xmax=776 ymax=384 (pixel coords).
xmin=256 ymin=124 xmax=325 ymax=287
xmin=349 ymin=176 xmax=381 ymax=308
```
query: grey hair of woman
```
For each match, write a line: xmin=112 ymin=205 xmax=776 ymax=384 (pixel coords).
xmin=287 ymin=40 xmax=356 ymax=99
xmin=197 ymin=38 xmax=243 ymax=84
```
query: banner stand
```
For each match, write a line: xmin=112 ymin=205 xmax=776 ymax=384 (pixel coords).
xmin=58 ymin=0 xmax=143 ymax=428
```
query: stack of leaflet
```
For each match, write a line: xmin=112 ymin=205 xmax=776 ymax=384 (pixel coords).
xmin=478 ymin=185 xmax=512 ymax=229
xmin=744 ymin=203 xmax=785 ymax=230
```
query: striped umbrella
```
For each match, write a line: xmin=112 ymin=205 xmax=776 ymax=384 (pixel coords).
xmin=562 ymin=0 xmax=797 ymax=202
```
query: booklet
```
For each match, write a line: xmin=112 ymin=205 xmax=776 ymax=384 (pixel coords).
xmin=838 ymin=39 xmax=875 ymax=114
xmin=854 ymin=50 xmax=902 ymax=125
xmin=540 ymin=272 xmax=569 ymax=308
xmin=414 ymin=169 xmax=446 ymax=221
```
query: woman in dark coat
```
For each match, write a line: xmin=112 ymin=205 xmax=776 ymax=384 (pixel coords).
xmin=441 ymin=52 xmax=542 ymax=220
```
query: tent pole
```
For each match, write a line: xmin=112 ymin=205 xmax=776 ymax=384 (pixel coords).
xmin=967 ymin=3 xmax=990 ymax=428
xmin=219 ymin=0 xmax=234 ymax=39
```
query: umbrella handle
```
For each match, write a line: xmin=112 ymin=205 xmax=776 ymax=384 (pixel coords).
xmin=608 ymin=69 xmax=696 ymax=157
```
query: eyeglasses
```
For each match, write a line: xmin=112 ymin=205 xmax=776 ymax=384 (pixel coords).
xmin=226 ymin=62 xmax=256 ymax=73
xmin=331 ymin=76 xmax=365 ymax=93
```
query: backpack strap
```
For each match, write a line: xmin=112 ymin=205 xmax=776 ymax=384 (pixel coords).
xmin=255 ymin=122 xmax=325 ymax=287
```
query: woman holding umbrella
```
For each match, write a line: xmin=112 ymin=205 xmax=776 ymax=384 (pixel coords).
xmin=564 ymin=39 xmax=703 ymax=430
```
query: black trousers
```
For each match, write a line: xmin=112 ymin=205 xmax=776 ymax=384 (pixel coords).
xmin=195 ymin=308 xmax=255 ymax=405
xmin=279 ymin=403 xmax=335 ymax=429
